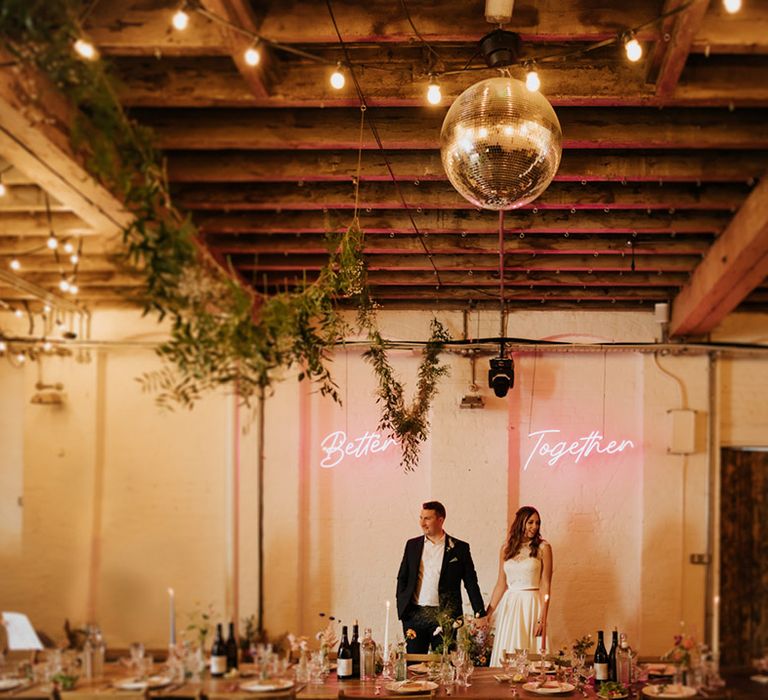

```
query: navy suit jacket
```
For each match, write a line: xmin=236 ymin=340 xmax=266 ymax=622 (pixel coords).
xmin=396 ymin=533 xmax=486 ymax=621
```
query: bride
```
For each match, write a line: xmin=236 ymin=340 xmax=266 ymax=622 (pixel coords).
xmin=486 ymin=506 xmax=553 ymax=665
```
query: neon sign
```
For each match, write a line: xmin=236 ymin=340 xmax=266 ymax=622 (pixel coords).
xmin=523 ymin=429 xmax=635 ymax=470
xmin=320 ymin=430 xmax=397 ymax=468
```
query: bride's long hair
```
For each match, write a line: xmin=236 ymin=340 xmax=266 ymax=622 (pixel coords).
xmin=502 ymin=506 xmax=543 ymax=560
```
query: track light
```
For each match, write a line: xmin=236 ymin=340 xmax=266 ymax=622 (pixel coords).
xmin=330 ymin=63 xmax=346 ymax=90
xmin=426 ymin=76 xmax=442 ymax=105
xmin=624 ymin=33 xmax=643 ymax=62
xmin=74 ymin=38 xmax=98 ymax=60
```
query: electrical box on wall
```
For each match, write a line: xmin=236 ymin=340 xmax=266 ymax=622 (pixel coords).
xmin=668 ymin=408 xmax=696 ymax=454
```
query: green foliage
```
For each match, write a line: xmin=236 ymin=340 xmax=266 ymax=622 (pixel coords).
xmin=0 ymin=2 xmax=449 ymax=471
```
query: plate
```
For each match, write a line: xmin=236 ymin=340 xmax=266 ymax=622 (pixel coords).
xmin=114 ymin=676 xmax=172 ymax=691
xmin=598 ymin=692 xmax=628 ymax=699
xmin=642 ymin=684 xmax=697 ymax=698
xmin=385 ymin=680 xmax=439 ymax=694
xmin=522 ymin=681 xmax=575 ymax=695
xmin=240 ymin=680 xmax=294 ymax=693
xmin=0 ymin=680 xmax=23 ymax=691
xmin=646 ymin=664 xmax=676 ymax=677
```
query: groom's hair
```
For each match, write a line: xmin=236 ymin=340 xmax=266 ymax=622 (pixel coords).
xmin=422 ymin=500 xmax=446 ymax=519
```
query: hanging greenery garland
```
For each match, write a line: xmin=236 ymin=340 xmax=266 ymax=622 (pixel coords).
xmin=0 ymin=0 xmax=450 ymax=470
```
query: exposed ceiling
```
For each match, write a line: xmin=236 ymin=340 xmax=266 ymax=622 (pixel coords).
xmin=1 ymin=0 xmax=767 ymax=337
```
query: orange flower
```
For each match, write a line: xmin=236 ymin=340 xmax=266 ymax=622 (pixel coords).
xmin=406 ymin=628 xmax=417 ymax=640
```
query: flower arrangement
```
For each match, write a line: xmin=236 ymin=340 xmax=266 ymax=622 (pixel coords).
xmin=572 ymin=634 xmax=595 ymax=658
xmin=663 ymin=634 xmax=698 ymax=668
xmin=457 ymin=616 xmax=494 ymax=667
xmin=432 ymin=610 xmax=462 ymax=654
xmin=186 ymin=603 xmax=217 ymax=647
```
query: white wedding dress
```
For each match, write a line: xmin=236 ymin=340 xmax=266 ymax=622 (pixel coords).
xmin=489 ymin=543 xmax=549 ymax=666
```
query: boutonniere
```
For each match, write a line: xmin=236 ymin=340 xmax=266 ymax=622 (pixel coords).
xmin=446 ymin=537 xmax=455 ymax=552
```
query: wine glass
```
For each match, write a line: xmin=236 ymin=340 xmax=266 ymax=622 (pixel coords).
xmin=129 ymin=643 xmax=145 ymax=674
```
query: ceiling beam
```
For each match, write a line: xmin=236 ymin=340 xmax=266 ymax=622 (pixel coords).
xmin=649 ymin=0 xmax=710 ymax=98
xmin=0 ymin=49 xmax=132 ymax=237
xmin=669 ymin=174 xmax=768 ymax=336
xmin=134 ymin=107 xmax=768 ymax=150
xmin=165 ymin=149 xmax=768 ymax=184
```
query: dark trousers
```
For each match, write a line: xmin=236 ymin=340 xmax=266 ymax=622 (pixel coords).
xmin=401 ymin=605 xmax=440 ymax=654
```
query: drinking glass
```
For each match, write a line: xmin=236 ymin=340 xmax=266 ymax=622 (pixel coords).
xmin=129 ymin=643 xmax=145 ymax=673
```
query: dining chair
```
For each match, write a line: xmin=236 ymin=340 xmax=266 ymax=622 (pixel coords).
xmin=339 ymin=690 xmax=436 ymax=700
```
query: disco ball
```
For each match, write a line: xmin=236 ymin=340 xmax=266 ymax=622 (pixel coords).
xmin=440 ymin=77 xmax=562 ymax=210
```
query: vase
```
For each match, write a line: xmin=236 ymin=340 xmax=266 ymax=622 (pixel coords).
xmin=673 ymin=664 xmax=689 ymax=687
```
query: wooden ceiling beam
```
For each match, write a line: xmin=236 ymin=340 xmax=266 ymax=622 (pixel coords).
xmin=234 ymin=253 xmax=699 ymax=272
xmin=135 ymin=107 xmax=768 ymax=150
xmin=210 ymin=233 xmax=708 ymax=256
xmin=649 ymin=0 xmax=711 ymax=97
xmin=0 ymin=213 xmax=97 ymax=237
xmin=353 ymin=287 xmax=675 ymax=301
xmin=195 ymin=210 xmax=729 ymax=235
xmin=166 ymin=149 xmax=768 ymax=184
xmin=0 ymin=49 xmax=131 ymax=237
xmin=174 ymin=181 xmax=749 ymax=211
xmin=669 ymin=174 xmax=768 ymax=336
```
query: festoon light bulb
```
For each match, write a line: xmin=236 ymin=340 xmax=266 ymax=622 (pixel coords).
xmin=172 ymin=7 xmax=190 ymax=30
xmin=723 ymin=0 xmax=741 ymax=12
xmin=426 ymin=77 xmax=442 ymax=105
xmin=525 ymin=66 xmax=541 ymax=92
xmin=624 ymin=35 xmax=643 ymax=62
xmin=330 ymin=64 xmax=346 ymax=90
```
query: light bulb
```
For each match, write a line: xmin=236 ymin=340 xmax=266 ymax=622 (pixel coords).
xmin=625 ymin=37 xmax=643 ymax=62
xmin=427 ymin=82 xmax=442 ymax=105
xmin=244 ymin=46 xmax=261 ymax=66
xmin=723 ymin=0 xmax=741 ymax=12
xmin=9 ymin=258 xmax=20 ymax=271
xmin=172 ymin=8 xmax=189 ymax=30
xmin=43 ymin=304 xmax=51 ymax=314
xmin=14 ymin=308 xmax=22 ymax=318
xmin=47 ymin=235 xmax=58 ymax=250
xmin=43 ymin=341 xmax=53 ymax=352
xmin=525 ymin=69 xmax=541 ymax=92
xmin=69 ymin=283 xmax=79 ymax=295
xmin=74 ymin=38 xmax=98 ymax=60
xmin=70 ymin=254 xmax=79 ymax=265
xmin=16 ymin=353 xmax=25 ymax=364
xmin=330 ymin=66 xmax=345 ymax=90
xmin=63 ymin=241 xmax=74 ymax=254
xmin=59 ymin=278 xmax=70 ymax=292
xmin=0 ymin=340 xmax=6 ymax=352
xmin=0 ymin=181 xmax=6 ymax=197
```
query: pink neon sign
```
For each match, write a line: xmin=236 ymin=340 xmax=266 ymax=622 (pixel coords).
xmin=523 ymin=429 xmax=635 ymax=470
xmin=320 ymin=430 xmax=397 ymax=468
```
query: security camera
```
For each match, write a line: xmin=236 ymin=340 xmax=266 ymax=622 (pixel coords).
xmin=488 ymin=357 xmax=514 ymax=398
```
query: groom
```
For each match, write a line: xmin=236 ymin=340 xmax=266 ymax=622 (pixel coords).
xmin=396 ymin=501 xmax=487 ymax=653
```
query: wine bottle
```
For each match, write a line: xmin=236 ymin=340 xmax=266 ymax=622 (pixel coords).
xmin=608 ymin=629 xmax=618 ymax=682
xmin=226 ymin=621 xmax=239 ymax=670
xmin=593 ymin=630 xmax=609 ymax=688
xmin=337 ymin=625 xmax=353 ymax=680
xmin=210 ymin=623 xmax=228 ymax=677
xmin=351 ymin=620 xmax=360 ymax=679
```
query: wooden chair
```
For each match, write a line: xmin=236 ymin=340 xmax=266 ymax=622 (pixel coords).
xmin=339 ymin=690 xmax=435 ymax=700
xmin=404 ymin=653 xmax=440 ymax=663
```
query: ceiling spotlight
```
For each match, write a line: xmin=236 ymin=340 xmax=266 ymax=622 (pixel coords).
xmin=723 ymin=0 xmax=741 ymax=11
xmin=525 ymin=64 xmax=541 ymax=92
xmin=9 ymin=258 xmax=21 ymax=271
xmin=172 ymin=7 xmax=190 ymax=31
xmin=74 ymin=38 xmax=98 ymax=60
xmin=244 ymin=44 xmax=261 ymax=66
xmin=330 ymin=63 xmax=346 ymax=90
xmin=624 ymin=34 xmax=643 ymax=62
xmin=426 ymin=76 xmax=442 ymax=105
xmin=488 ymin=356 xmax=515 ymax=398
xmin=47 ymin=234 xmax=58 ymax=250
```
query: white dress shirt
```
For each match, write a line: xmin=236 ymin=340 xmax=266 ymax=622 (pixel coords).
xmin=415 ymin=534 xmax=445 ymax=606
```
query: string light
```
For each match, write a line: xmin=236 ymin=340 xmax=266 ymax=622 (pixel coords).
xmin=525 ymin=63 xmax=541 ymax=92
xmin=426 ymin=76 xmax=442 ymax=105
xmin=10 ymin=258 xmax=21 ymax=271
xmin=14 ymin=308 xmax=23 ymax=318
xmin=43 ymin=304 xmax=51 ymax=314
xmin=0 ymin=178 xmax=6 ymax=197
xmin=63 ymin=241 xmax=74 ymax=254
xmin=70 ymin=253 xmax=79 ymax=265
xmin=723 ymin=0 xmax=741 ymax=12
xmin=69 ymin=282 xmax=79 ymax=295
xmin=47 ymin=233 xmax=58 ymax=250
xmin=42 ymin=340 xmax=53 ymax=352
xmin=59 ymin=278 xmax=70 ymax=292
xmin=172 ymin=6 xmax=190 ymax=31
xmin=244 ymin=43 xmax=261 ymax=66
xmin=15 ymin=352 xmax=26 ymax=364
xmin=0 ymin=340 xmax=6 ymax=353
xmin=74 ymin=38 xmax=98 ymax=60
xmin=624 ymin=33 xmax=643 ymax=62
xmin=330 ymin=63 xmax=346 ymax=90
